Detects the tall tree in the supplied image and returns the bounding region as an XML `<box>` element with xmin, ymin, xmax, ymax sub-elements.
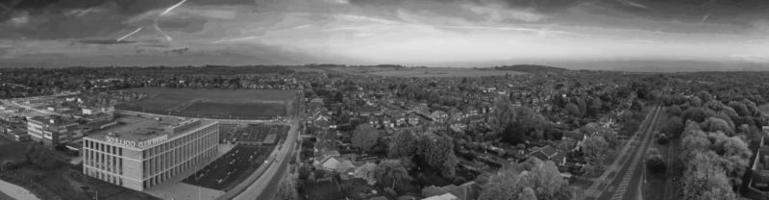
<box><xmin>424</xmin><ymin>134</ymin><xmax>458</xmax><ymax>178</ymax></box>
<box><xmin>582</xmin><ymin>135</ymin><xmax>609</xmax><ymax>171</ymax></box>
<box><xmin>374</xmin><ymin>160</ymin><xmax>413</xmax><ymax>191</ymax></box>
<box><xmin>479</xmin><ymin>158</ymin><xmax>572</xmax><ymax>200</ymax></box>
<box><xmin>388</xmin><ymin>130</ymin><xmax>418</xmax><ymax>158</ymax></box>
<box><xmin>352</xmin><ymin>123</ymin><xmax>380</xmax><ymax>152</ymax></box>
<box><xmin>700</xmin><ymin>117</ymin><xmax>734</xmax><ymax>136</ymax></box>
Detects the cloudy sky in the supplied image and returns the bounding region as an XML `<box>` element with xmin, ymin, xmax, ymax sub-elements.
<box><xmin>0</xmin><ymin>0</ymin><xmax>768</xmax><ymax>69</ymax></box>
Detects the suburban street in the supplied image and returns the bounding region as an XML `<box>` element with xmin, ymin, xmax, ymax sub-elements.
<box><xmin>584</xmin><ymin>106</ymin><xmax>662</xmax><ymax>200</ymax></box>
<box><xmin>232</xmin><ymin>119</ymin><xmax>299</xmax><ymax>200</ymax></box>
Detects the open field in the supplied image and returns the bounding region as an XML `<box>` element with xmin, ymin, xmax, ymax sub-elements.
<box><xmin>325</xmin><ymin>66</ymin><xmax>526</xmax><ymax>77</ymax></box>
<box><xmin>117</xmin><ymin>88</ymin><xmax>296</xmax><ymax>119</ymax></box>
<box><xmin>184</xmin><ymin>146</ymin><xmax>272</xmax><ymax>191</ymax></box>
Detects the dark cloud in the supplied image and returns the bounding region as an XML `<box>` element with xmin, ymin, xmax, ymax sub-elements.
<box><xmin>79</xmin><ymin>39</ymin><xmax>136</xmax><ymax>44</ymax></box>
<box><xmin>0</xmin><ymin>0</ymin><xmax>254</xmax><ymax>40</ymax></box>
<box><xmin>346</xmin><ymin>0</ymin><xmax>769</xmax><ymax>16</ymax></box>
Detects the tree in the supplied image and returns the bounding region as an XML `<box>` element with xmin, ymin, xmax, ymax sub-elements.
<box><xmin>519</xmin><ymin>187</ymin><xmax>538</xmax><ymax>200</ymax></box>
<box><xmin>388</xmin><ymin>130</ymin><xmax>417</xmax><ymax>158</ymax></box>
<box><xmin>717</xmin><ymin>136</ymin><xmax>752</xmax><ymax>187</ymax></box>
<box><xmin>682</xmin><ymin>151</ymin><xmax>737</xmax><ymax>200</ymax></box>
<box><xmin>354</xmin><ymin>162</ymin><xmax>378</xmax><ymax>185</ymax></box>
<box><xmin>727</xmin><ymin>101</ymin><xmax>749</xmax><ymax>117</ymax></box>
<box><xmin>582</xmin><ymin>135</ymin><xmax>609</xmax><ymax>169</ymax></box>
<box><xmin>490</xmin><ymin>96</ymin><xmax>551</xmax><ymax>145</ymax></box>
<box><xmin>275</xmin><ymin>178</ymin><xmax>298</xmax><ymax>200</ymax></box>
<box><xmin>696</xmin><ymin>91</ymin><xmax>714</xmax><ymax>103</ymax></box>
<box><xmin>423</xmin><ymin>134</ymin><xmax>458</xmax><ymax>178</ymax></box>
<box><xmin>666</xmin><ymin>105</ymin><xmax>682</xmax><ymax>116</ymax></box>
<box><xmin>661</xmin><ymin>116</ymin><xmax>684</xmax><ymax>138</ymax></box>
<box><xmin>565</xmin><ymin>103</ymin><xmax>581</xmax><ymax>117</ymax></box>
<box><xmin>24</xmin><ymin>143</ymin><xmax>60</xmax><ymax>170</ymax></box>
<box><xmin>581</xmin><ymin>123</ymin><xmax>618</xmax><ymax>147</ymax></box>
<box><xmin>741</xmin><ymin>99</ymin><xmax>759</xmax><ymax>116</ymax></box>
<box><xmin>352</xmin><ymin>123</ymin><xmax>380</xmax><ymax>152</ymax></box>
<box><xmin>374</xmin><ymin>160</ymin><xmax>413</xmax><ymax>192</ymax></box>
<box><xmin>700</xmin><ymin>117</ymin><xmax>734</xmax><ymax>136</ymax></box>
<box><xmin>478</xmin><ymin>158</ymin><xmax>571</xmax><ymax>200</ymax></box>
<box><xmin>682</xmin><ymin>107</ymin><xmax>713</xmax><ymax>123</ymax></box>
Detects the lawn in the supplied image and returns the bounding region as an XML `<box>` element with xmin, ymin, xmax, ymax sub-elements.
<box><xmin>0</xmin><ymin>161</ymin><xmax>158</xmax><ymax>200</ymax></box>
<box><xmin>118</xmin><ymin>88</ymin><xmax>297</xmax><ymax>119</ymax></box>
<box><xmin>0</xmin><ymin>142</ymin><xmax>28</xmax><ymax>162</ymax></box>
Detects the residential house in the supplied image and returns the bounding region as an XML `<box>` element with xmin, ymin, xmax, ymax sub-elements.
<box><xmin>530</xmin><ymin>145</ymin><xmax>567</xmax><ymax>166</ymax></box>
<box><xmin>421</xmin><ymin>193</ymin><xmax>459</xmax><ymax>200</ymax></box>
<box><xmin>421</xmin><ymin>181</ymin><xmax>478</xmax><ymax>200</ymax></box>
<box><xmin>430</xmin><ymin>110</ymin><xmax>449</xmax><ymax>123</ymax></box>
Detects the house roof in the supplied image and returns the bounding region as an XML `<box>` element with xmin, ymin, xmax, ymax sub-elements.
<box><xmin>421</xmin><ymin>182</ymin><xmax>476</xmax><ymax>200</ymax></box>
<box><xmin>320</xmin><ymin>157</ymin><xmax>341</xmax><ymax>169</ymax></box>
<box><xmin>538</xmin><ymin>145</ymin><xmax>558</xmax><ymax>157</ymax></box>
<box><xmin>421</xmin><ymin>193</ymin><xmax>458</xmax><ymax>200</ymax></box>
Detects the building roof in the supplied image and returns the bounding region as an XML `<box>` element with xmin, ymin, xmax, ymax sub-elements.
<box><xmin>28</xmin><ymin>115</ymin><xmax>76</xmax><ymax>126</ymax></box>
<box><xmin>421</xmin><ymin>193</ymin><xmax>458</xmax><ymax>200</ymax></box>
<box><xmin>85</xmin><ymin>114</ymin><xmax>212</xmax><ymax>146</ymax></box>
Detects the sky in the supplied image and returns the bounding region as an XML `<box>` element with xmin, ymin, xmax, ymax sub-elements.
<box><xmin>0</xmin><ymin>0</ymin><xmax>768</xmax><ymax>69</ymax></box>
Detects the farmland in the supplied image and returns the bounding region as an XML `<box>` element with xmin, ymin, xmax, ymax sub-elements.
<box><xmin>324</xmin><ymin>66</ymin><xmax>526</xmax><ymax>77</ymax></box>
<box><xmin>117</xmin><ymin>88</ymin><xmax>297</xmax><ymax>119</ymax></box>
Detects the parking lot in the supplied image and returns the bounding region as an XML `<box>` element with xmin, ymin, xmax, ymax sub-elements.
<box><xmin>183</xmin><ymin>146</ymin><xmax>273</xmax><ymax>191</ymax></box>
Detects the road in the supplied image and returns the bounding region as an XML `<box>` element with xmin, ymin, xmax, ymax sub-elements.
<box><xmin>231</xmin><ymin>119</ymin><xmax>299</xmax><ymax>200</ymax></box>
<box><xmin>584</xmin><ymin>106</ymin><xmax>662</xmax><ymax>200</ymax></box>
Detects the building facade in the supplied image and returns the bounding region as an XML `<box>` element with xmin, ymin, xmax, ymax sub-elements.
<box><xmin>27</xmin><ymin>116</ymin><xmax>78</xmax><ymax>146</ymax></box>
<box><xmin>82</xmin><ymin>117</ymin><xmax>219</xmax><ymax>191</ymax></box>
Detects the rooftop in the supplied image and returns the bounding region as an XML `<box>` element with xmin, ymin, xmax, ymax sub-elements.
<box><xmin>86</xmin><ymin>114</ymin><xmax>210</xmax><ymax>144</ymax></box>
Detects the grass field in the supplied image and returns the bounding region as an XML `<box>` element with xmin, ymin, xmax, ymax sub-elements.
<box><xmin>326</xmin><ymin>66</ymin><xmax>525</xmax><ymax>77</ymax></box>
<box><xmin>118</xmin><ymin>88</ymin><xmax>297</xmax><ymax>119</ymax></box>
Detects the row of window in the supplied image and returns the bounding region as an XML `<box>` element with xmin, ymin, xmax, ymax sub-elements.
<box><xmin>142</xmin><ymin>124</ymin><xmax>218</xmax><ymax>158</ymax></box>
<box><xmin>85</xmin><ymin>168</ymin><xmax>124</xmax><ymax>186</ymax></box>
<box><xmin>143</xmin><ymin>130</ymin><xmax>218</xmax><ymax>177</ymax></box>
<box><xmin>143</xmin><ymin>148</ymin><xmax>216</xmax><ymax>189</ymax></box>
<box><xmin>84</xmin><ymin>139</ymin><xmax>124</xmax><ymax>156</ymax></box>
<box><xmin>84</xmin><ymin>148</ymin><xmax>124</xmax><ymax>175</ymax></box>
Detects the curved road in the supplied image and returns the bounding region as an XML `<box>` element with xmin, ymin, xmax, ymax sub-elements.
<box><xmin>231</xmin><ymin>119</ymin><xmax>298</xmax><ymax>200</ymax></box>
<box><xmin>584</xmin><ymin>106</ymin><xmax>662</xmax><ymax>200</ymax></box>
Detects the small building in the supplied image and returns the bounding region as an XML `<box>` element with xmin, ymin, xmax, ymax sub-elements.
<box><xmin>421</xmin><ymin>181</ymin><xmax>478</xmax><ymax>200</ymax></box>
<box><xmin>27</xmin><ymin>116</ymin><xmax>79</xmax><ymax>146</ymax></box>
<box><xmin>6</xmin><ymin>129</ymin><xmax>30</xmax><ymax>142</ymax></box>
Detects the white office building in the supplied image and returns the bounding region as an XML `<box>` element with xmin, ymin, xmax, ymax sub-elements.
<box><xmin>82</xmin><ymin>115</ymin><xmax>219</xmax><ymax>191</ymax></box>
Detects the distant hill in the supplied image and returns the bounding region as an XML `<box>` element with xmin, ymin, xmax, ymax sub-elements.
<box><xmin>494</xmin><ymin>65</ymin><xmax>569</xmax><ymax>73</ymax></box>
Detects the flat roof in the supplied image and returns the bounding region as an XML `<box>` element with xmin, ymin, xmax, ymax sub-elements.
<box><xmin>86</xmin><ymin>114</ymin><xmax>210</xmax><ymax>143</ymax></box>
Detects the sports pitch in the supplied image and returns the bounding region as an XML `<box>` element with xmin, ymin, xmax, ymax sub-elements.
<box><xmin>117</xmin><ymin>88</ymin><xmax>297</xmax><ymax>119</ymax></box>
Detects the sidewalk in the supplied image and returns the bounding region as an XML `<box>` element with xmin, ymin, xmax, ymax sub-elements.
<box><xmin>0</xmin><ymin>179</ymin><xmax>40</xmax><ymax>200</ymax></box>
